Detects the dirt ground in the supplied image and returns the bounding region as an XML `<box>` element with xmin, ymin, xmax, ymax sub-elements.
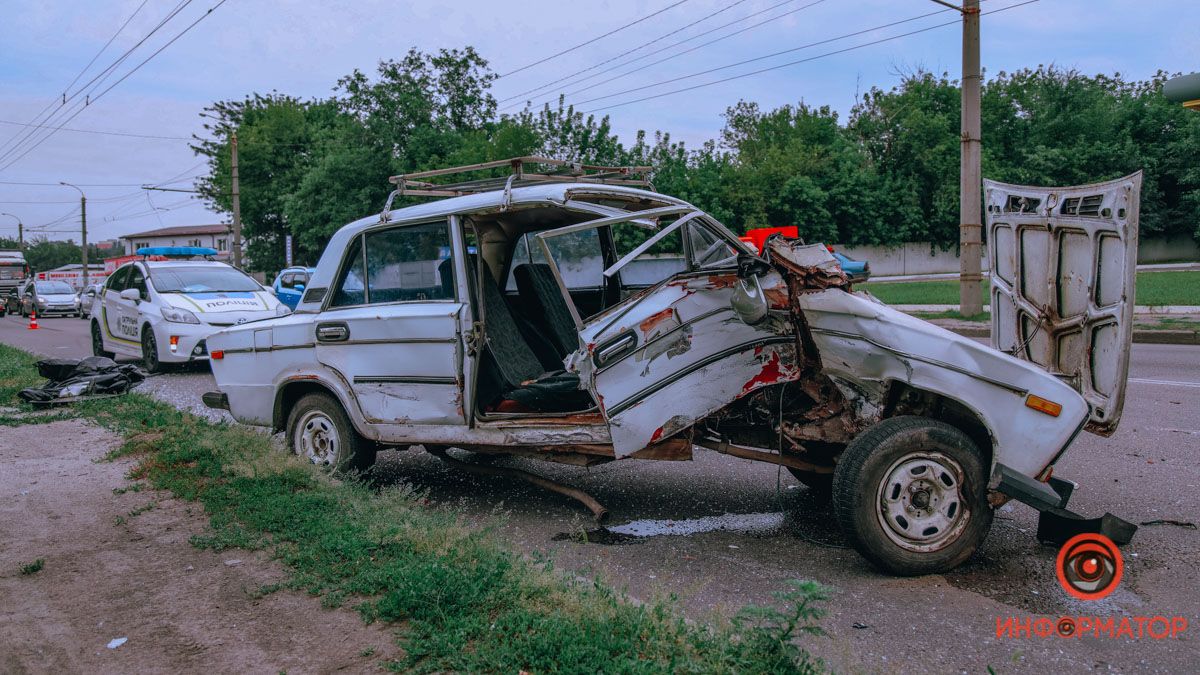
<box><xmin>0</xmin><ymin>417</ymin><xmax>398</xmax><ymax>674</ymax></box>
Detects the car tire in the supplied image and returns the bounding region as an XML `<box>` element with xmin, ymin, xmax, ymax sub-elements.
<box><xmin>91</xmin><ymin>321</ymin><xmax>115</xmax><ymax>358</ymax></box>
<box><xmin>141</xmin><ymin>327</ymin><xmax>165</xmax><ymax>373</ymax></box>
<box><xmin>832</xmin><ymin>416</ymin><xmax>992</xmax><ymax>576</ymax></box>
<box><xmin>286</xmin><ymin>392</ymin><xmax>377</xmax><ymax>475</ymax></box>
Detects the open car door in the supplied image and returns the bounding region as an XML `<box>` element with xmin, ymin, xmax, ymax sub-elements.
<box><xmin>985</xmin><ymin>171</ymin><xmax>1141</xmax><ymax>436</ymax></box>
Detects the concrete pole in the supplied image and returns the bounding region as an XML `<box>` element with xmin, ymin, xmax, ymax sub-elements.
<box><xmin>959</xmin><ymin>0</ymin><xmax>983</xmax><ymax>316</ymax></box>
<box><xmin>231</xmin><ymin>131</ymin><xmax>243</xmax><ymax>269</ymax></box>
<box><xmin>60</xmin><ymin>182</ymin><xmax>88</xmax><ymax>288</ymax></box>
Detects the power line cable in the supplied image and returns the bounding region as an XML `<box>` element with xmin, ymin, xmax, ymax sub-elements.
<box><xmin>498</xmin><ymin>0</ymin><xmax>692</xmax><ymax>78</ymax></box>
<box><xmin>574</xmin><ymin>6</ymin><xmax>956</xmax><ymax>109</ymax></box>
<box><xmin>557</xmin><ymin>0</ymin><xmax>830</xmax><ymax>105</ymax></box>
<box><xmin>498</xmin><ymin>0</ymin><xmax>753</xmax><ymax>104</ymax></box>
<box><xmin>0</xmin><ymin>117</ymin><xmax>191</xmax><ymax>141</ymax></box>
<box><xmin>0</xmin><ymin>0</ymin><xmax>195</xmax><ymax>161</ymax></box>
<box><xmin>582</xmin><ymin>0</ymin><xmax>1040</xmax><ymax>113</ymax></box>
<box><xmin>0</xmin><ymin>0</ymin><xmax>228</xmax><ymax>173</ymax></box>
<box><xmin>63</xmin><ymin>0</ymin><xmax>154</xmax><ymax>94</ymax></box>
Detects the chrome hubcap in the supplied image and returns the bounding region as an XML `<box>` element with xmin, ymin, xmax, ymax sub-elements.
<box><xmin>877</xmin><ymin>451</ymin><xmax>969</xmax><ymax>552</ymax></box>
<box><xmin>295</xmin><ymin>410</ymin><xmax>339</xmax><ymax>466</ymax></box>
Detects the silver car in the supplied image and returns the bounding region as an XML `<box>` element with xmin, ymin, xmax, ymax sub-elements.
<box><xmin>204</xmin><ymin>159</ymin><xmax>1141</xmax><ymax>575</ymax></box>
<box><xmin>21</xmin><ymin>280</ymin><xmax>81</xmax><ymax>317</ymax></box>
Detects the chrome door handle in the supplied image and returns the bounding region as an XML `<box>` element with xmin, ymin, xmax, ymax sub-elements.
<box><xmin>315</xmin><ymin>322</ymin><xmax>349</xmax><ymax>342</ymax></box>
<box><xmin>594</xmin><ymin>330</ymin><xmax>636</xmax><ymax>366</ymax></box>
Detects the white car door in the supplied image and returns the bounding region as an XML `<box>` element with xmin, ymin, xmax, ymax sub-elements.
<box><xmin>985</xmin><ymin>171</ymin><xmax>1141</xmax><ymax>436</ymax></box>
<box><xmin>100</xmin><ymin>265</ymin><xmax>139</xmax><ymax>354</ymax></box>
<box><xmin>314</xmin><ymin>218</ymin><xmax>470</xmax><ymax>426</ymax></box>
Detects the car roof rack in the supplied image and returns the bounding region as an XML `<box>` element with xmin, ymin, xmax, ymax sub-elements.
<box><xmin>387</xmin><ymin>156</ymin><xmax>653</xmax><ymax>198</ymax></box>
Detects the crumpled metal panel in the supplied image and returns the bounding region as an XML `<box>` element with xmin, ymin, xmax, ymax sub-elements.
<box><xmin>581</xmin><ymin>271</ymin><xmax>801</xmax><ymax>457</ymax></box>
<box><xmin>985</xmin><ymin>172</ymin><xmax>1141</xmax><ymax>436</ymax></box>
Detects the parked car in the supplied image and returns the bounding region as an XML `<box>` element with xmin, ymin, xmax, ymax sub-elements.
<box><xmin>829</xmin><ymin>248</ymin><xmax>871</xmax><ymax>282</ymax></box>
<box><xmin>20</xmin><ymin>280</ymin><xmax>80</xmax><ymax>317</ymax></box>
<box><xmin>2</xmin><ymin>281</ymin><xmax>28</xmax><ymax>317</ymax></box>
<box><xmin>271</xmin><ymin>266</ymin><xmax>316</xmax><ymax>310</ymax></box>
<box><xmin>203</xmin><ymin>158</ymin><xmax>1140</xmax><ymax>575</ymax></box>
<box><xmin>76</xmin><ymin>282</ymin><xmax>104</xmax><ymax>320</ymax></box>
<box><xmin>91</xmin><ymin>248</ymin><xmax>290</xmax><ymax>373</ymax></box>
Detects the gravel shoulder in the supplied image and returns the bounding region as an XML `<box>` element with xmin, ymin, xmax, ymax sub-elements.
<box><xmin>0</xmin><ymin>417</ymin><xmax>396</xmax><ymax>673</ymax></box>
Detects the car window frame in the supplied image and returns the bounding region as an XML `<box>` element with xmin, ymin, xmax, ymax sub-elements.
<box><xmin>323</xmin><ymin>218</ymin><xmax>456</xmax><ymax>311</ymax></box>
<box><xmin>107</xmin><ymin>265</ymin><xmax>130</xmax><ymax>293</ymax></box>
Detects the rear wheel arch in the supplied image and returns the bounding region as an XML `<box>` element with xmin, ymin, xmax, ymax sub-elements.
<box><xmin>274</xmin><ymin>379</ymin><xmax>365</xmax><ymax>436</ymax></box>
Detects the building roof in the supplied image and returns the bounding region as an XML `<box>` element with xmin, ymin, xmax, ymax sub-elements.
<box><xmin>120</xmin><ymin>224</ymin><xmax>230</xmax><ymax>239</ymax></box>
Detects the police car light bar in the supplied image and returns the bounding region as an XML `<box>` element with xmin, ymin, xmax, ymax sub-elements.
<box><xmin>136</xmin><ymin>246</ymin><xmax>220</xmax><ymax>259</ymax></box>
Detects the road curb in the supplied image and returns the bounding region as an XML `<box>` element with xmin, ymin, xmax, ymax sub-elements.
<box><xmin>941</xmin><ymin>325</ymin><xmax>1200</xmax><ymax>345</ymax></box>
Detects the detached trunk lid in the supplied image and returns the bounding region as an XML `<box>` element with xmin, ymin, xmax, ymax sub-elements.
<box><xmin>985</xmin><ymin>171</ymin><xmax>1141</xmax><ymax>436</ymax></box>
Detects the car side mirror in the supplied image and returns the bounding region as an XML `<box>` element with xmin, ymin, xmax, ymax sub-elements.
<box><xmin>119</xmin><ymin>288</ymin><xmax>141</xmax><ymax>302</ymax></box>
<box><xmin>736</xmin><ymin>252</ymin><xmax>772</xmax><ymax>279</ymax></box>
<box><xmin>730</xmin><ymin>273</ymin><xmax>769</xmax><ymax>326</ymax></box>
<box><xmin>293</xmin><ymin>283</ymin><xmax>305</xmax><ymax>292</ymax></box>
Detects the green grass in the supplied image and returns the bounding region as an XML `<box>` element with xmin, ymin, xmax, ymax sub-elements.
<box><xmin>1135</xmin><ymin>317</ymin><xmax>1200</xmax><ymax>331</ymax></box>
<box><xmin>20</xmin><ymin>559</ymin><xmax>44</xmax><ymax>575</ymax></box>
<box><xmin>0</xmin><ymin>342</ymin><xmax>828</xmax><ymax>673</ymax></box>
<box><xmin>863</xmin><ymin>270</ymin><xmax>1200</xmax><ymax>306</ymax></box>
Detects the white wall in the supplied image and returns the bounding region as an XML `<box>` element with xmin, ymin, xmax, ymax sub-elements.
<box><xmin>122</xmin><ymin>232</ymin><xmax>228</xmax><ymax>254</ymax></box>
<box><xmin>835</xmin><ymin>235</ymin><xmax>1198</xmax><ymax>277</ymax></box>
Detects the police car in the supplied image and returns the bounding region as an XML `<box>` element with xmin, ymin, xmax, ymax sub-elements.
<box><xmin>91</xmin><ymin>247</ymin><xmax>289</xmax><ymax>372</ymax></box>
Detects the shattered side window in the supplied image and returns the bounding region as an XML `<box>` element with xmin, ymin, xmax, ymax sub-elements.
<box><xmin>611</xmin><ymin>219</ymin><xmax>686</xmax><ymax>288</ymax></box>
<box><xmin>687</xmin><ymin>221</ymin><xmax>739</xmax><ymax>270</ymax></box>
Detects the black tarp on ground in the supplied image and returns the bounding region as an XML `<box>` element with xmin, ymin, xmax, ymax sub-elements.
<box><xmin>17</xmin><ymin>357</ymin><xmax>145</xmax><ymax>403</ymax></box>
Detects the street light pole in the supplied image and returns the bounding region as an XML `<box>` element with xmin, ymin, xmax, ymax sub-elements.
<box><xmin>1</xmin><ymin>212</ymin><xmax>22</xmax><ymax>249</ymax></box>
<box><xmin>60</xmin><ymin>182</ymin><xmax>89</xmax><ymax>289</ymax></box>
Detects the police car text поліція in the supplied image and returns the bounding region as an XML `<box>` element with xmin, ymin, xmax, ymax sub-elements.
<box><xmin>91</xmin><ymin>247</ymin><xmax>289</xmax><ymax>373</ymax></box>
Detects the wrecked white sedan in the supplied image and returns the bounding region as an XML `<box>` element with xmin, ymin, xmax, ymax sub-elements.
<box><xmin>204</xmin><ymin>158</ymin><xmax>1140</xmax><ymax>575</ymax></box>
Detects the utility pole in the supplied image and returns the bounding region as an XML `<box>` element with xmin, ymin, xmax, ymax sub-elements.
<box><xmin>230</xmin><ymin>131</ymin><xmax>243</xmax><ymax>269</ymax></box>
<box><xmin>1</xmin><ymin>212</ymin><xmax>21</xmax><ymax>249</ymax></box>
<box><xmin>959</xmin><ymin>0</ymin><xmax>983</xmax><ymax>316</ymax></box>
<box><xmin>60</xmin><ymin>182</ymin><xmax>89</xmax><ymax>289</ymax></box>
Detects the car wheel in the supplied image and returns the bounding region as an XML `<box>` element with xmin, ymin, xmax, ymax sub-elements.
<box><xmin>832</xmin><ymin>416</ymin><xmax>992</xmax><ymax>576</ymax></box>
<box><xmin>91</xmin><ymin>321</ymin><xmax>115</xmax><ymax>358</ymax></box>
<box><xmin>286</xmin><ymin>392</ymin><xmax>377</xmax><ymax>475</ymax></box>
<box><xmin>141</xmin><ymin>328</ymin><xmax>164</xmax><ymax>373</ymax></box>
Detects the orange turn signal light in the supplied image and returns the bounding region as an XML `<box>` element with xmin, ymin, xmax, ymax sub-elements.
<box><xmin>210</xmin><ymin>350</ymin><xmax>224</xmax><ymax>360</ymax></box>
<box><xmin>1025</xmin><ymin>394</ymin><xmax>1062</xmax><ymax>417</ymax></box>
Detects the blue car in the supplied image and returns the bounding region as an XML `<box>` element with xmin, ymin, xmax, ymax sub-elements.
<box><xmin>271</xmin><ymin>266</ymin><xmax>315</xmax><ymax>310</ymax></box>
<box><xmin>830</xmin><ymin>249</ymin><xmax>871</xmax><ymax>283</ymax></box>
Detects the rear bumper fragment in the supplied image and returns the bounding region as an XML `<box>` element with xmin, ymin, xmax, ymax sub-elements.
<box><xmin>991</xmin><ymin>463</ymin><xmax>1137</xmax><ymax>545</ymax></box>
<box><xmin>202</xmin><ymin>391</ymin><xmax>229</xmax><ymax>410</ymax></box>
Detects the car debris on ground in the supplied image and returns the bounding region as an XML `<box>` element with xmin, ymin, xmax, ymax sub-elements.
<box><xmin>17</xmin><ymin>356</ymin><xmax>145</xmax><ymax>405</ymax></box>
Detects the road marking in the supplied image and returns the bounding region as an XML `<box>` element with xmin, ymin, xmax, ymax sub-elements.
<box><xmin>1129</xmin><ymin>377</ymin><xmax>1200</xmax><ymax>389</ymax></box>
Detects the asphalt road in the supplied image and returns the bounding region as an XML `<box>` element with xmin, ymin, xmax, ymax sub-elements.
<box><xmin>3</xmin><ymin>313</ymin><xmax>1198</xmax><ymax>672</ymax></box>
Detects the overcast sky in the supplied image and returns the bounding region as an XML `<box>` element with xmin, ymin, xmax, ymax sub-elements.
<box><xmin>0</xmin><ymin>0</ymin><xmax>1194</xmax><ymax>245</ymax></box>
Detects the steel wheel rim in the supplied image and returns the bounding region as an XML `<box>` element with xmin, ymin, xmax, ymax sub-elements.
<box><xmin>876</xmin><ymin>451</ymin><xmax>970</xmax><ymax>553</ymax></box>
<box><xmin>294</xmin><ymin>410</ymin><xmax>339</xmax><ymax>466</ymax></box>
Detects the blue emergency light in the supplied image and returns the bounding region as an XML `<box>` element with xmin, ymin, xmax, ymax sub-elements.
<box><xmin>136</xmin><ymin>246</ymin><xmax>220</xmax><ymax>258</ymax></box>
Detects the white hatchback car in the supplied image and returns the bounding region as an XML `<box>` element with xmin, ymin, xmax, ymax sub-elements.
<box><xmin>91</xmin><ymin>253</ymin><xmax>288</xmax><ymax>372</ymax></box>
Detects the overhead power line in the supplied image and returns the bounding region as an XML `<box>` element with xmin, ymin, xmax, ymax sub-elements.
<box><xmin>558</xmin><ymin>0</ymin><xmax>830</xmax><ymax>104</ymax></box>
<box><xmin>0</xmin><ymin>0</ymin><xmax>229</xmax><ymax>173</ymax></box>
<box><xmin>503</xmin><ymin>0</ymin><xmax>829</xmax><ymax>112</ymax></box>
<box><xmin>63</xmin><ymin>0</ymin><xmax>154</xmax><ymax>94</ymax></box>
<box><xmin>575</xmin><ymin>6</ymin><xmax>956</xmax><ymax>109</ymax></box>
<box><xmin>582</xmin><ymin>0</ymin><xmax>1040</xmax><ymax>114</ymax></box>
<box><xmin>0</xmin><ymin>0</ymin><xmax>196</xmax><ymax>162</ymax></box>
<box><xmin>0</xmin><ymin>117</ymin><xmax>191</xmax><ymax>141</ymax></box>
<box><xmin>498</xmin><ymin>0</ymin><xmax>692</xmax><ymax>78</ymax></box>
<box><xmin>499</xmin><ymin>0</ymin><xmax>753</xmax><ymax>104</ymax></box>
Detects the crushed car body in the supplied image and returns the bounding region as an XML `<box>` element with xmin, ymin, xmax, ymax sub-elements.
<box><xmin>204</xmin><ymin>158</ymin><xmax>1140</xmax><ymax>574</ymax></box>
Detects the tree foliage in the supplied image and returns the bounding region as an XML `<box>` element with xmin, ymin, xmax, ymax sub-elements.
<box><xmin>190</xmin><ymin>55</ymin><xmax>1200</xmax><ymax>273</ymax></box>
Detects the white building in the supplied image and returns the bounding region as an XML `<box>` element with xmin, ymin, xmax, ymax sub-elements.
<box><xmin>119</xmin><ymin>224</ymin><xmax>233</xmax><ymax>260</ymax></box>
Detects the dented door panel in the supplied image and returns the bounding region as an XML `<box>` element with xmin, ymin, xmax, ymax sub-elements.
<box><xmin>985</xmin><ymin>172</ymin><xmax>1140</xmax><ymax>435</ymax></box>
<box><xmin>580</xmin><ymin>271</ymin><xmax>799</xmax><ymax>457</ymax></box>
